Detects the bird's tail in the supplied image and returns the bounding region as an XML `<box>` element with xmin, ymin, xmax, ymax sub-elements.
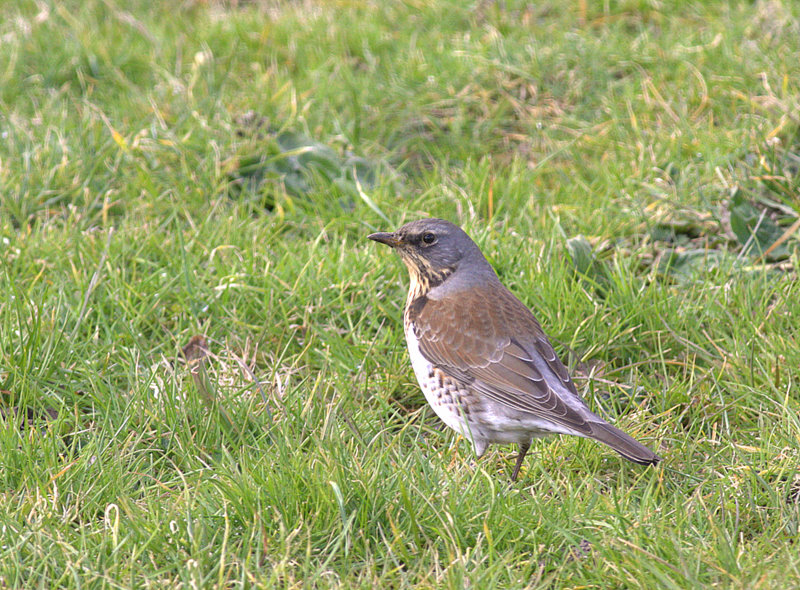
<box><xmin>588</xmin><ymin>421</ymin><xmax>661</xmax><ymax>466</ymax></box>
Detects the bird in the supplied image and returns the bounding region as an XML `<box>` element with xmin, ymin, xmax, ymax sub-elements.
<box><xmin>368</xmin><ymin>218</ymin><xmax>661</xmax><ymax>481</ymax></box>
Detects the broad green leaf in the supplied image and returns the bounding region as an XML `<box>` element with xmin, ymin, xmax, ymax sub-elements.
<box><xmin>729</xmin><ymin>192</ymin><xmax>789</xmax><ymax>261</ymax></box>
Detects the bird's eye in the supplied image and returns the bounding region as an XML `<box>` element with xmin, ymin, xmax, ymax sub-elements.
<box><xmin>422</xmin><ymin>232</ymin><xmax>436</xmax><ymax>244</ymax></box>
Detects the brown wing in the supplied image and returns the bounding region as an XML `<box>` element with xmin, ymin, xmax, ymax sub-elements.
<box><xmin>409</xmin><ymin>283</ymin><xmax>595</xmax><ymax>436</ymax></box>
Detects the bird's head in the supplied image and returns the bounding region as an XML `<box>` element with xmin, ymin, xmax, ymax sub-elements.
<box><xmin>369</xmin><ymin>218</ymin><xmax>489</xmax><ymax>293</ymax></box>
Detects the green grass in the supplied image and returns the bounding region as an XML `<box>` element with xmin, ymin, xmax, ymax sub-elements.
<box><xmin>2</xmin><ymin>0</ymin><xmax>800</xmax><ymax>587</ymax></box>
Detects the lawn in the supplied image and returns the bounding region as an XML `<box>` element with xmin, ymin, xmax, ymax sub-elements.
<box><xmin>1</xmin><ymin>0</ymin><xmax>799</xmax><ymax>587</ymax></box>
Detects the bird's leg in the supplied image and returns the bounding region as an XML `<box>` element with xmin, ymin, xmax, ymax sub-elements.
<box><xmin>511</xmin><ymin>441</ymin><xmax>531</xmax><ymax>481</ymax></box>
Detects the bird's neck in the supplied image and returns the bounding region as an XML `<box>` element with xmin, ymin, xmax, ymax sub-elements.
<box><xmin>404</xmin><ymin>260</ymin><xmax>455</xmax><ymax>305</ymax></box>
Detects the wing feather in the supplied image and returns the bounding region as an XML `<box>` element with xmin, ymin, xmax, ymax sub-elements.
<box><xmin>410</xmin><ymin>284</ymin><xmax>593</xmax><ymax>435</ymax></box>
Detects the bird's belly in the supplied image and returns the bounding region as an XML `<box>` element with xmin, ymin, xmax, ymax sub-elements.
<box><xmin>404</xmin><ymin>326</ymin><xmax>476</xmax><ymax>439</ymax></box>
<box><xmin>404</xmin><ymin>324</ymin><xmax>584</xmax><ymax>447</ymax></box>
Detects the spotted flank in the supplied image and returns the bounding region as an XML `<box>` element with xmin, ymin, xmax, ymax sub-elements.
<box><xmin>369</xmin><ymin>218</ymin><xmax>661</xmax><ymax>480</ymax></box>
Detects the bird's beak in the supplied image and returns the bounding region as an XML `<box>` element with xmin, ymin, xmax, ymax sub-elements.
<box><xmin>368</xmin><ymin>232</ymin><xmax>403</xmax><ymax>248</ymax></box>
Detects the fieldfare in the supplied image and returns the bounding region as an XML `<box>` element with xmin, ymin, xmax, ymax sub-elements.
<box><xmin>369</xmin><ymin>218</ymin><xmax>661</xmax><ymax>480</ymax></box>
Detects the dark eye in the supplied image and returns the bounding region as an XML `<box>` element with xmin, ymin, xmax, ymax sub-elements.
<box><xmin>422</xmin><ymin>232</ymin><xmax>436</xmax><ymax>244</ymax></box>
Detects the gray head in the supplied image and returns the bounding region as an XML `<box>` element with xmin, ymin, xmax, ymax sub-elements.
<box><xmin>368</xmin><ymin>218</ymin><xmax>493</xmax><ymax>290</ymax></box>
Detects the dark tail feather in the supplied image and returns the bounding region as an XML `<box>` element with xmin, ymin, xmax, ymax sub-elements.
<box><xmin>588</xmin><ymin>421</ymin><xmax>661</xmax><ymax>466</ymax></box>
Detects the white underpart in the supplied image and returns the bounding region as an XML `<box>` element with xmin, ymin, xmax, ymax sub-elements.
<box><xmin>404</xmin><ymin>324</ymin><xmax>485</xmax><ymax>449</ymax></box>
<box><xmin>404</xmin><ymin>319</ymin><xmax>590</xmax><ymax>457</ymax></box>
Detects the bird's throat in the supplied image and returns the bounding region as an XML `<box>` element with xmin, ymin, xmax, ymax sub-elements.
<box><xmin>403</xmin><ymin>257</ymin><xmax>454</xmax><ymax>302</ymax></box>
